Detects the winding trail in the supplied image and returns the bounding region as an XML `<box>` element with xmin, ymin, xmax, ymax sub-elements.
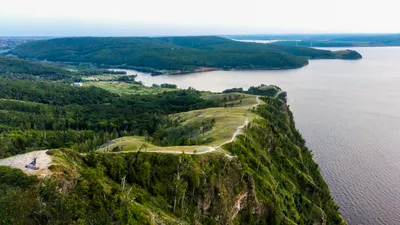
<box><xmin>215</xmin><ymin>96</ymin><xmax>261</xmax><ymax>149</ymax></box>
<box><xmin>0</xmin><ymin>97</ymin><xmax>265</xmax><ymax>175</ymax></box>
<box><xmin>142</xmin><ymin>96</ymin><xmax>262</xmax><ymax>156</ymax></box>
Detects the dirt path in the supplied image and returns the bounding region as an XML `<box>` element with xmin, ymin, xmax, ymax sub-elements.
<box><xmin>144</xmin><ymin>146</ymin><xmax>215</xmax><ymax>155</ymax></box>
<box><xmin>132</xmin><ymin>96</ymin><xmax>262</xmax><ymax>156</ymax></box>
<box><xmin>214</xmin><ymin>96</ymin><xmax>261</xmax><ymax>150</ymax></box>
<box><xmin>0</xmin><ymin>97</ymin><xmax>264</xmax><ymax>174</ymax></box>
<box><xmin>216</xmin><ymin>117</ymin><xmax>249</xmax><ymax>149</ymax></box>
<box><xmin>0</xmin><ymin>150</ymin><xmax>52</xmax><ymax>177</ymax></box>
<box><xmin>255</xmin><ymin>96</ymin><xmax>262</xmax><ymax>106</ymax></box>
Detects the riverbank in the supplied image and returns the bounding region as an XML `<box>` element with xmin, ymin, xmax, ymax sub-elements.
<box><xmin>121</xmin><ymin>47</ymin><xmax>400</xmax><ymax>224</ymax></box>
<box><xmin>110</xmin><ymin>63</ymin><xmax>309</xmax><ymax>77</ymax></box>
<box><xmin>107</xmin><ymin>50</ymin><xmax>363</xmax><ymax>76</ymax></box>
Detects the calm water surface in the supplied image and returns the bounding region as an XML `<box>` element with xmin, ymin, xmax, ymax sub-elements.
<box><xmin>126</xmin><ymin>47</ymin><xmax>400</xmax><ymax>225</ymax></box>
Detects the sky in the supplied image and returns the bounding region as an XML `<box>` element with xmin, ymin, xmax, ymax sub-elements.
<box><xmin>0</xmin><ymin>0</ymin><xmax>399</xmax><ymax>36</ymax></box>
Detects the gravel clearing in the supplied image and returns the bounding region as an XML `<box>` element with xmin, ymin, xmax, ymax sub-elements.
<box><xmin>0</xmin><ymin>150</ymin><xmax>52</xmax><ymax>177</ymax></box>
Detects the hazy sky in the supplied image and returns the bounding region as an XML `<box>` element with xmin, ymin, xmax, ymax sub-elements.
<box><xmin>0</xmin><ymin>0</ymin><xmax>399</xmax><ymax>36</ymax></box>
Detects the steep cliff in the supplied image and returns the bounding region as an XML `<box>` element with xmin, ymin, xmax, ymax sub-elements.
<box><xmin>0</xmin><ymin>94</ymin><xmax>345</xmax><ymax>225</ymax></box>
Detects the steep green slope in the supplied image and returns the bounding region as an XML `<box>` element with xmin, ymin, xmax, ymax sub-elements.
<box><xmin>0</xmin><ymin>92</ymin><xmax>346</xmax><ymax>225</ymax></box>
<box><xmin>0</xmin><ymin>56</ymin><xmax>76</xmax><ymax>80</ymax></box>
<box><xmin>224</xmin><ymin>96</ymin><xmax>346</xmax><ymax>224</ymax></box>
<box><xmin>11</xmin><ymin>36</ymin><xmax>360</xmax><ymax>72</ymax></box>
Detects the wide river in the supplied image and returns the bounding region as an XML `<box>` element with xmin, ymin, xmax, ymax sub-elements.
<box><xmin>126</xmin><ymin>47</ymin><xmax>400</xmax><ymax>225</ymax></box>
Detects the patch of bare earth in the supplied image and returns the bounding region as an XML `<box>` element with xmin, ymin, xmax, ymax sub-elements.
<box><xmin>0</xmin><ymin>150</ymin><xmax>52</xmax><ymax>177</ymax></box>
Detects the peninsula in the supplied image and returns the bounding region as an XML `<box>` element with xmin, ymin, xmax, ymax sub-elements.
<box><xmin>9</xmin><ymin>36</ymin><xmax>362</xmax><ymax>75</ymax></box>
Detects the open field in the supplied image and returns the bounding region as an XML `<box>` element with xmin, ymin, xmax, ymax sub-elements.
<box><xmin>171</xmin><ymin>106</ymin><xmax>259</xmax><ymax>146</ymax></box>
<box><xmin>98</xmin><ymin>136</ymin><xmax>157</xmax><ymax>152</ymax></box>
<box><xmin>83</xmin><ymin>81</ymin><xmax>178</xmax><ymax>95</ymax></box>
<box><xmin>97</xmin><ymin>94</ymin><xmax>262</xmax><ymax>154</ymax></box>
<box><xmin>81</xmin><ymin>73</ymin><xmax>133</xmax><ymax>81</ymax></box>
<box><xmin>97</xmin><ymin>136</ymin><xmax>215</xmax><ymax>154</ymax></box>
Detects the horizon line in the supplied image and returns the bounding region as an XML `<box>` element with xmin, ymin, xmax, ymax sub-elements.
<box><xmin>1</xmin><ymin>32</ymin><xmax>400</xmax><ymax>38</ymax></box>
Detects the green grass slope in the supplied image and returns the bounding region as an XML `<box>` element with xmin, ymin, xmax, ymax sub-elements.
<box><xmin>0</xmin><ymin>78</ymin><xmax>218</xmax><ymax>158</ymax></box>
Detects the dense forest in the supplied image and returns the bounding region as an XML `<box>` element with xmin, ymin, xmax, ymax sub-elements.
<box><xmin>0</xmin><ymin>56</ymin><xmax>135</xmax><ymax>81</ymax></box>
<box><xmin>0</xmin><ymin>94</ymin><xmax>346</xmax><ymax>224</ymax></box>
<box><xmin>10</xmin><ymin>36</ymin><xmax>361</xmax><ymax>73</ymax></box>
<box><xmin>0</xmin><ymin>78</ymin><xmax>217</xmax><ymax>158</ymax></box>
<box><xmin>223</xmin><ymin>84</ymin><xmax>282</xmax><ymax>96</ymax></box>
<box><xmin>0</xmin><ymin>56</ymin><xmax>77</xmax><ymax>81</ymax></box>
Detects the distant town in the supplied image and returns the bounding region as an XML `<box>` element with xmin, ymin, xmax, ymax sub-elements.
<box><xmin>0</xmin><ymin>37</ymin><xmax>37</xmax><ymax>52</ymax></box>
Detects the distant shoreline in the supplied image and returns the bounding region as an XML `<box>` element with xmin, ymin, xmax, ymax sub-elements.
<box><xmin>163</xmin><ymin>66</ymin><xmax>307</xmax><ymax>76</ymax></box>
<box><xmin>114</xmin><ymin>64</ymin><xmax>309</xmax><ymax>77</ymax></box>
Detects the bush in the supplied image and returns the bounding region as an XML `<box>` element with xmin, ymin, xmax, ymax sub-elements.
<box><xmin>0</xmin><ymin>166</ymin><xmax>37</xmax><ymax>188</ymax></box>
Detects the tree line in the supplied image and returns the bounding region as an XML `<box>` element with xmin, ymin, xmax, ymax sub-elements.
<box><xmin>0</xmin><ymin>78</ymin><xmax>216</xmax><ymax>158</ymax></box>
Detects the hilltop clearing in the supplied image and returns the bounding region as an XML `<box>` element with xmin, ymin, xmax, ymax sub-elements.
<box><xmin>97</xmin><ymin>95</ymin><xmax>261</xmax><ymax>155</ymax></box>
<box><xmin>0</xmin><ymin>150</ymin><xmax>52</xmax><ymax>177</ymax></box>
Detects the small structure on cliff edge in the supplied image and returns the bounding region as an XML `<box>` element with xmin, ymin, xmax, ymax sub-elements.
<box><xmin>25</xmin><ymin>158</ymin><xmax>39</xmax><ymax>170</ymax></box>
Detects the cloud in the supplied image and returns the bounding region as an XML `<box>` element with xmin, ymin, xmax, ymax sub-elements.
<box><xmin>0</xmin><ymin>0</ymin><xmax>399</xmax><ymax>36</ymax></box>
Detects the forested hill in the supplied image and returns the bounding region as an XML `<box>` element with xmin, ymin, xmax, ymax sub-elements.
<box><xmin>0</xmin><ymin>78</ymin><xmax>216</xmax><ymax>158</ymax></box>
<box><xmin>227</xmin><ymin>34</ymin><xmax>400</xmax><ymax>47</ymax></box>
<box><xmin>0</xmin><ymin>56</ymin><xmax>76</xmax><ymax>80</ymax></box>
<box><xmin>11</xmin><ymin>36</ymin><xmax>361</xmax><ymax>72</ymax></box>
<box><xmin>0</xmin><ymin>89</ymin><xmax>346</xmax><ymax>224</ymax></box>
